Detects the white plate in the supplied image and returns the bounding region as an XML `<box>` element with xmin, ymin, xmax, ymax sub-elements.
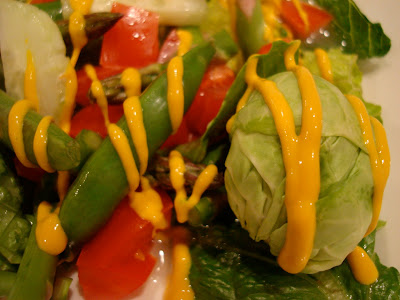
<box><xmin>69</xmin><ymin>1</ymin><xmax>400</xmax><ymax>298</ymax></box>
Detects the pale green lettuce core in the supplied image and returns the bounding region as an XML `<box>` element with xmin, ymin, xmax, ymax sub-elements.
<box><xmin>225</xmin><ymin>71</ymin><xmax>374</xmax><ymax>273</ymax></box>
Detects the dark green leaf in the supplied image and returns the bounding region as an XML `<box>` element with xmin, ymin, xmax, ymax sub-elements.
<box><xmin>313</xmin><ymin>0</ymin><xmax>391</xmax><ymax>58</ymax></box>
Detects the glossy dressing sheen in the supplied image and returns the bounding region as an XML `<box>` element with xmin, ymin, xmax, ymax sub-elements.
<box><xmin>228</xmin><ymin>41</ymin><xmax>322</xmax><ymax>274</ymax></box>
<box><xmin>35</xmin><ymin>0</ymin><xmax>92</xmax><ymax>255</ymax></box>
<box><xmin>315</xmin><ymin>48</ymin><xmax>390</xmax><ymax>284</ymax></box>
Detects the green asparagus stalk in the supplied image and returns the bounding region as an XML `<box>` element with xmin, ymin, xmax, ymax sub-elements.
<box><xmin>57</xmin><ymin>12</ymin><xmax>123</xmax><ymax>49</ymax></box>
<box><xmin>0</xmin><ymin>270</ymin><xmax>16</xmax><ymax>297</ymax></box>
<box><xmin>59</xmin><ymin>42</ymin><xmax>215</xmax><ymax>246</ymax></box>
<box><xmin>88</xmin><ymin>63</ymin><xmax>164</xmax><ymax>104</ymax></box>
<box><xmin>150</xmin><ymin>153</ymin><xmax>224</xmax><ymax>192</ymax></box>
<box><xmin>7</xmin><ymin>221</ymin><xmax>58</xmax><ymax>300</ymax></box>
<box><xmin>71</xmin><ymin>129</ymin><xmax>103</xmax><ymax>175</ymax></box>
<box><xmin>51</xmin><ymin>277</ymin><xmax>73</xmax><ymax>300</ymax></box>
<box><xmin>0</xmin><ymin>90</ymin><xmax>81</xmax><ymax>171</ymax></box>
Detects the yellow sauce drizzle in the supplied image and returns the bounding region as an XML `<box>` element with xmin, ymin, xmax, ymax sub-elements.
<box><xmin>227</xmin><ymin>0</ymin><xmax>237</xmax><ymax>41</ymax></box>
<box><xmin>33</xmin><ymin>116</ymin><xmax>55</xmax><ymax>173</ymax></box>
<box><xmin>36</xmin><ymin>202</ymin><xmax>68</xmax><ymax>256</ymax></box>
<box><xmin>168</xmin><ymin>150</ymin><xmax>218</xmax><ymax>224</ymax></box>
<box><xmin>261</xmin><ymin>0</ymin><xmax>283</xmax><ymax>42</ymax></box>
<box><xmin>108</xmin><ymin>123</ymin><xmax>141</xmax><ymax>191</ymax></box>
<box><xmin>177</xmin><ymin>30</ymin><xmax>193</xmax><ymax>57</ymax></box>
<box><xmin>167</xmin><ymin>56</ymin><xmax>184</xmax><ymax>134</ymax></box>
<box><xmin>347</xmin><ymin>246</ymin><xmax>379</xmax><ymax>285</ymax></box>
<box><xmin>314</xmin><ymin>48</ymin><xmax>333</xmax><ymax>83</ymax></box>
<box><xmin>291</xmin><ymin>0</ymin><xmax>309</xmax><ymax>33</ymax></box>
<box><xmin>123</xmin><ymin>97</ymin><xmax>148</xmax><ymax>175</ymax></box>
<box><xmin>121</xmin><ymin>68</ymin><xmax>142</xmax><ymax>98</ymax></box>
<box><xmin>8</xmin><ymin>100</ymin><xmax>36</xmax><ymax>168</ymax></box>
<box><xmin>85</xmin><ymin>64</ymin><xmax>110</xmax><ymax>126</ymax></box>
<box><xmin>129</xmin><ymin>177</ymin><xmax>168</xmax><ymax>231</ymax></box>
<box><xmin>24</xmin><ymin>50</ymin><xmax>39</xmax><ymax>111</ymax></box>
<box><xmin>227</xmin><ymin>41</ymin><xmax>322</xmax><ymax>273</ymax></box>
<box><xmin>35</xmin><ymin>0</ymin><xmax>93</xmax><ymax>256</ymax></box>
<box><xmin>346</xmin><ymin>95</ymin><xmax>390</xmax><ymax>237</ymax></box>
<box><xmin>164</xmin><ymin>228</ymin><xmax>194</xmax><ymax>300</ymax></box>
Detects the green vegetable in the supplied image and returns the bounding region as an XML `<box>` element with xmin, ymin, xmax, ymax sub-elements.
<box><xmin>71</xmin><ymin>129</ymin><xmax>103</xmax><ymax>175</ymax></box>
<box><xmin>59</xmin><ymin>42</ymin><xmax>215</xmax><ymax>247</ymax></box>
<box><xmin>236</xmin><ymin>0</ymin><xmax>266</xmax><ymax>58</ymax></box>
<box><xmin>8</xmin><ymin>221</ymin><xmax>57</xmax><ymax>300</ymax></box>
<box><xmin>189</xmin><ymin>223</ymin><xmax>400</xmax><ymax>299</ymax></box>
<box><xmin>0</xmin><ymin>270</ymin><xmax>16</xmax><ymax>297</ymax></box>
<box><xmin>57</xmin><ymin>12</ymin><xmax>123</xmax><ymax>49</ymax></box>
<box><xmin>313</xmin><ymin>0</ymin><xmax>391</xmax><ymax>58</ymax></box>
<box><xmin>33</xmin><ymin>0</ymin><xmax>63</xmax><ymax>21</ymax></box>
<box><xmin>302</xmin><ymin>48</ymin><xmax>382</xmax><ymax>121</ymax></box>
<box><xmin>51</xmin><ymin>276</ymin><xmax>73</xmax><ymax>300</ymax></box>
<box><xmin>225</xmin><ymin>67</ymin><xmax>374</xmax><ymax>273</ymax></box>
<box><xmin>0</xmin><ymin>90</ymin><xmax>81</xmax><ymax>171</ymax></box>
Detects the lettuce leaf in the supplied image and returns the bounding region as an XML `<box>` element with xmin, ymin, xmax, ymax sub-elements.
<box><xmin>313</xmin><ymin>0</ymin><xmax>391</xmax><ymax>58</ymax></box>
<box><xmin>302</xmin><ymin>48</ymin><xmax>382</xmax><ymax>122</ymax></box>
<box><xmin>190</xmin><ymin>223</ymin><xmax>400</xmax><ymax>299</ymax></box>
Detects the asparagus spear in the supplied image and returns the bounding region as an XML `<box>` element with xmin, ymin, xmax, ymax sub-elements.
<box><xmin>0</xmin><ymin>90</ymin><xmax>81</xmax><ymax>171</ymax></box>
<box><xmin>88</xmin><ymin>63</ymin><xmax>164</xmax><ymax>104</ymax></box>
<box><xmin>151</xmin><ymin>154</ymin><xmax>224</xmax><ymax>192</ymax></box>
<box><xmin>7</xmin><ymin>221</ymin><xmax>58</xmax><ymax>300</ymax></box>
<box><xmin>57</xmin><ymin>12</ymin><xmax>123</xmax><ymax>49</ymax></box>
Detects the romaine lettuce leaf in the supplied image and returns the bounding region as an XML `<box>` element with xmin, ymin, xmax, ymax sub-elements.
<box><xmin>190</xmin><ymin>223</ymin><xmax>400</xmax><ymax>299</ymax></box>
<box><xmin>313</xmin><ymin>0</ymin><xmax>391</xmax><ymax>58</ymax></box>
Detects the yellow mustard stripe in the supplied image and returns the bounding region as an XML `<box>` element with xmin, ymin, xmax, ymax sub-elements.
<box><xmin>123</xmin><ymin>96</ymin><xmax>148</xmax><ymax>176</ymax></box>
<box><xmin>129</xmin><ymin>177</ymin><xmax>168</xmax><ymax>231</ymax></box>
<box><xmin>167</xmin><ymin>56</ymin><xmax>184</xmax><ymax>134</ymax></box>
<box><xmin>24</xmin><ymin>50</ymin><xmax>39</xmax><ymax>111</ymax></box>
<box><xmin>121</xmin><ymin>68</ymin><xmax>142</xmax><ymax>98</ymax></box>
<box><xmin>36</xmin><ymin>202</ymin><xmax>68</xmax><ymax>256</ymax></box>
<box><xmin>69</xmin><ymin>0</ymin><xmax>93</xmax><ymax>14</ymax></box>
<box><xmin>314</xmin><ymin>48</ymin><xmax>333</xmax><ymax>83</ymax></box>
<box><xmin>292</xmin><ymin>0</ymin><xmax>309</xmax><ymax>32</ymax></box>
<box><xmin>33</xmin><ymin>116</ymin><xmax>55</xmax><ymax>173</ymax></box>
<box><xmin>108</xmin><ymin>123</ymin><xmax>140</xmax><ymax>192</ymax></box>
<box><xmin>345</xmin><ymin>95</ymin><xmax>390</xmax><ymax>237</ymax></box>
<box><xmin>69</xmin><ymin>11</ymin><xmax>88</xmax><ymax>67</ymax></box>
<box><xmin>59</xmin><ymin>63</ymin><xmax>77</xmax><ymax>134</ymax></box>
<box><xmin>85</xmin><ymin>64</ymin><xmax>110</xmax><ymax>126</ymax></box>
<box><xmin>347</xmin><ymin>246</ymin><xmax>378</xmax><ymax>285</ymax></box>
<box><xmin>57</xmin><ymin>171</ymin><xmax>70</xmax><ymax>203</ymax></box>
<box><xmin>8</xmin><ymin>100</ymin><xmax>36</xmax><ymax>168</ymax></box>
<box><xmin>177</xmin><ymin>30</ymin><xmax>193</xmax><ymax>57</ymax></box>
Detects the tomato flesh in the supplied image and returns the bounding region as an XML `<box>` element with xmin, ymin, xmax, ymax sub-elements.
<box><xmin>281</xmin><ymin>0</ymin><xmax>333</xmax><ymax>39</ymax></box>
<box><xmin>78</xmin><ymin>191</ymin><xmax>172</xmax><ymax>300</ymax></box>
<box><xmin>100</xmin><ymin>3</ymin><xmax>160</xmax><ymax>68</ymax></box>
<box><xmin>69</xmin><ymin>104</ymin><xmax>124</xmax><ymax>138</ymax></box>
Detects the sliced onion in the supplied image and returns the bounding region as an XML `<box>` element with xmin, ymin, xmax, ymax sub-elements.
<box><xmin>0</xmin><ymin>0</ymin><xmax>69</xmax><ymax>119</ymax></box>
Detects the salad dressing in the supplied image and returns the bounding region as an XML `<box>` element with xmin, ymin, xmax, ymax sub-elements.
<box><xmin>167</xmin><ymin>56</ymin><xmax>184</xmax><ymax>134</ymax></box>
<box><xmin>33</xmin><ymin>116</ymin><xmax>55</xmax><ymax>173</ymax></box>
<box><xmin>164</xmin><ymin>227</ymin><xmax>194</xmax><ymax>300</ymax></box>
<box><xmin>307</xmin><ymin>48</ymin><xmax>390</xmax><ymax>284</ymax></box>
<box><xmin>177</xmin><ymin>30</ymin><xmax>193</xmax><ymax>57</ymax></box>
<box><xmin>227</xmin><ymin>41</ymin><xmax>323</xmax><ymax>274</ymax></box>
<box><xmin>168</xmin><ymin>150</ymin><xmax>218</xmax><ymax>224</ymax></box>
<box><xmin>24</xmin><ymin>50</ymin><xmax>39</xmax><ymax>111</ymax></box>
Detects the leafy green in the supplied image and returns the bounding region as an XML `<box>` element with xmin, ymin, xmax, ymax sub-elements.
<box><xmin>226</xmin><ymin>70</ymin><xmax>374</xmax><ymax>273</ymax></box>
<box><xmin>313</xmin><ymin>0</ymin><xmax>391</xmax><ymax>58</ymax></box>
<box><xmin>190</xmin><ymin>223</ymin><xmax>400</xmax><ymax>299</ymax></box>
<box><xmin>302</xmin><ymin>48</ymin><xmax>382</xmax><ymax>121</ymax></box>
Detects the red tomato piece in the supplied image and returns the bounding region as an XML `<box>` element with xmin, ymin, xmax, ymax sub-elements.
<box><xmin>185</xmin><ymin>62</ymin><xmax>235</xmax><ymax>136</ymax></box>
<box><xmin>78</xmin><ymin>192</ymin><xmax>173</xmax><ymax>300</ymax></box>
<box><xmin>75</xmin><ymin>66</ymin><xmax>124</xmax><ymax>107</ymax></box>
<box><xmin>280</xmin><ymin>0</ymin><xmax>333</xmax><ymax>39</ymax></box>
<box><xmin>13</xmin><ymin>157</ymin><xmax>45</xmax><ymax>183</ymax></box>
<box><xmin>69</xmin><ymin>104</ymin><xmax>124</xmax><ymax>138</ymax></box>
<box><xmin>100</xmin><ymin>3</ymin><xmax>160</xmax><ymax>68</ymax></box>
<box><xmin>161</xmin><ymin>118</ymin><xmax>199</xmax><ymax>149</ymax></box>
<box><xmin>258</xmin><ymin>38</ymin><xmax>292</xmax><ymax>54</ymax></box>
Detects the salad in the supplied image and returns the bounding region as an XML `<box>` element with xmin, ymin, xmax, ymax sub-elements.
<box><xmin>0</xmin><ymin>0</ymin><xmax>398</xmax><ymax>299</ymax></box>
